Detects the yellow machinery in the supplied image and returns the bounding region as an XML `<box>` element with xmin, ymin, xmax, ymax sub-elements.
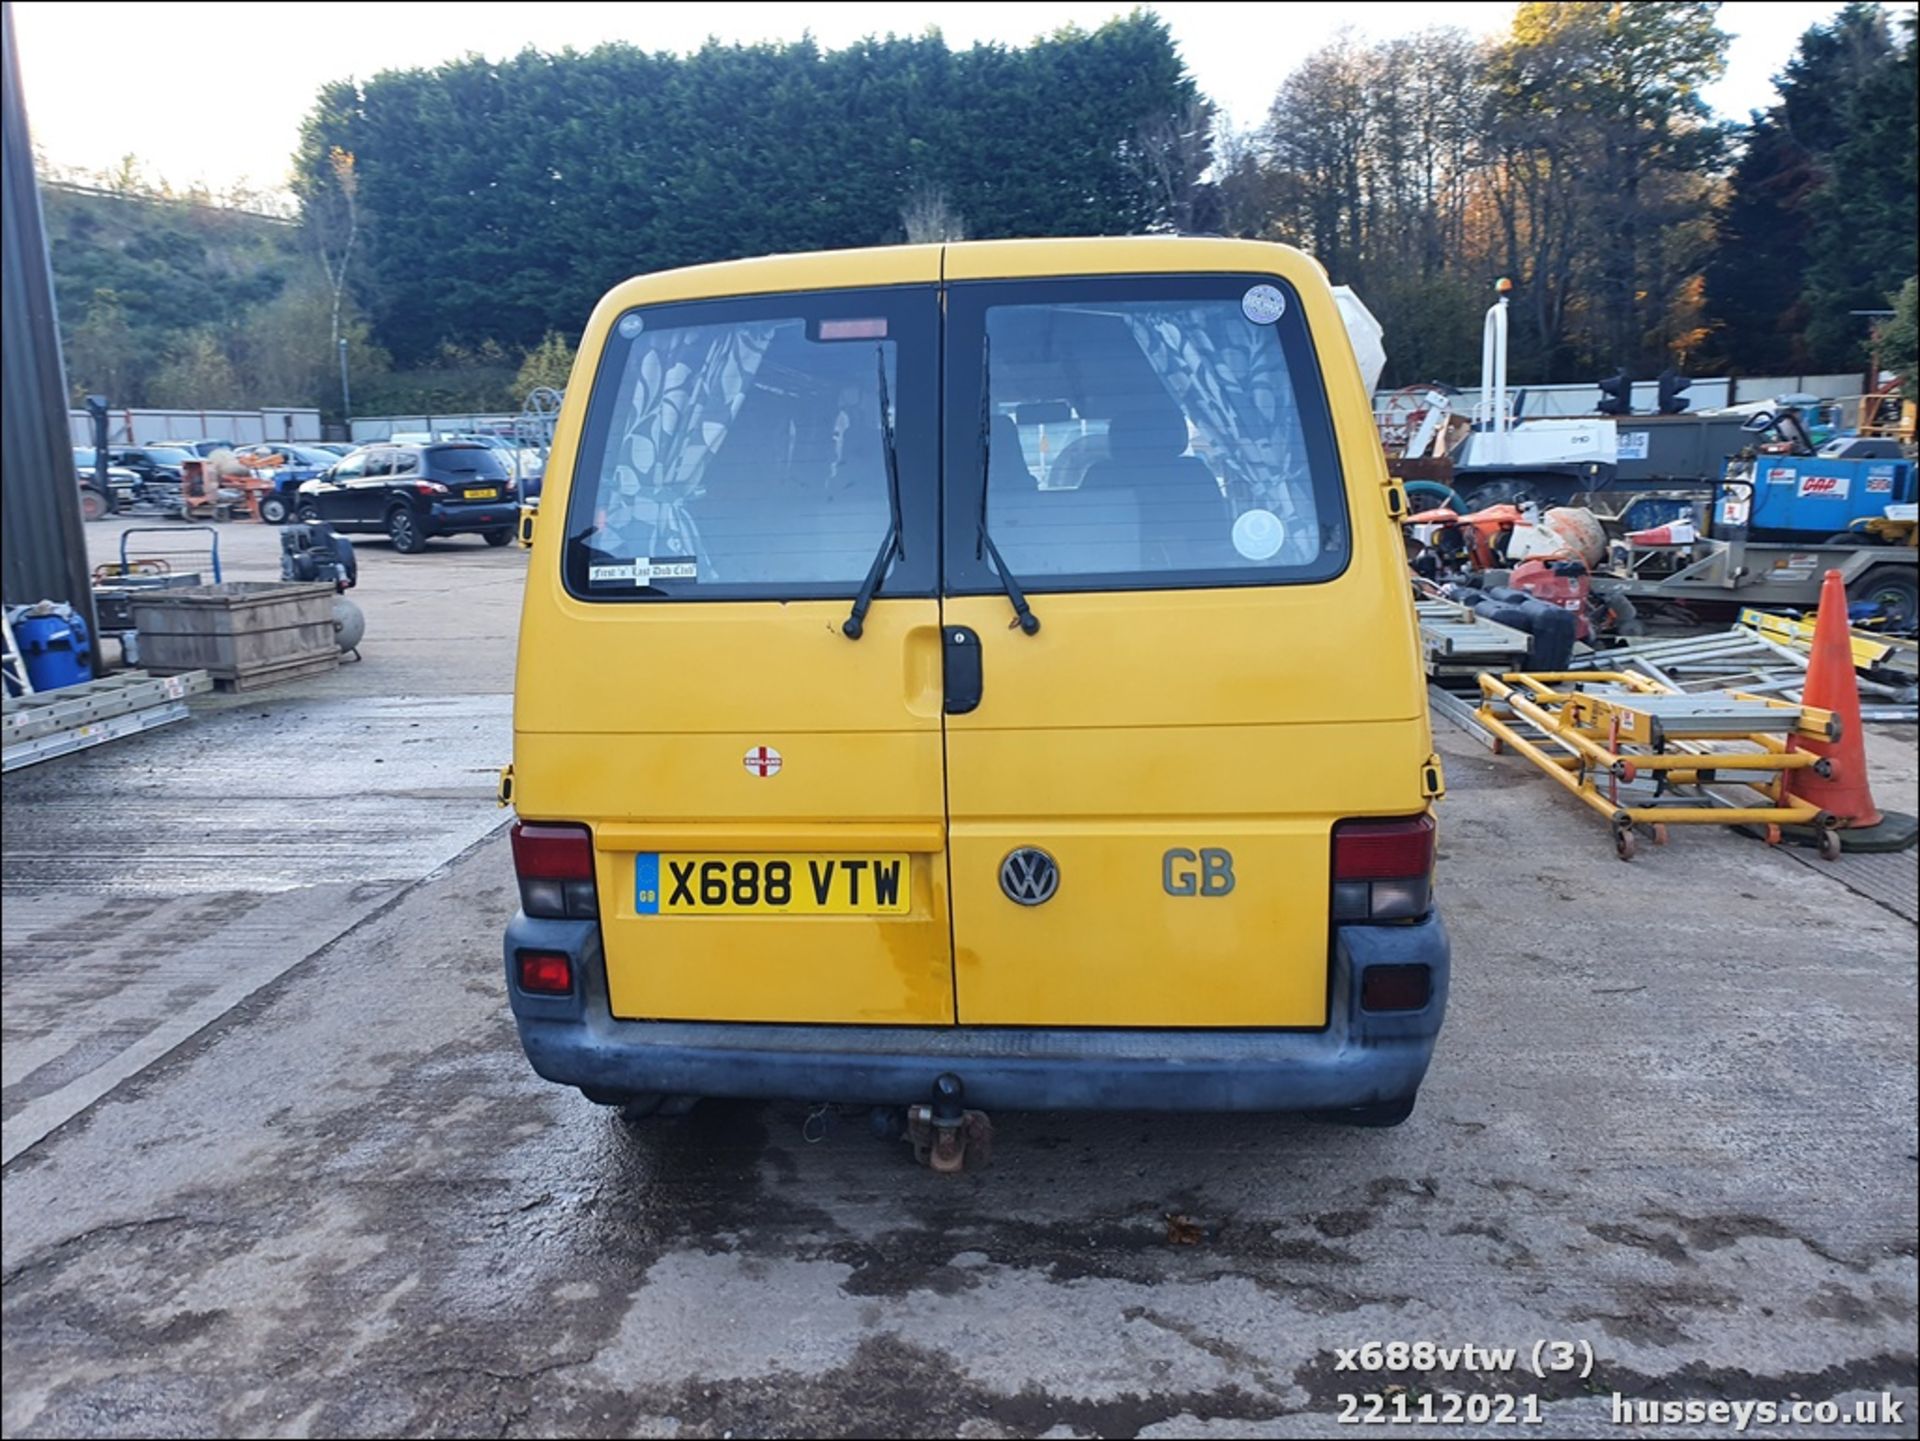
<box><xmin>1475</xmin><ymin>669</ymin><xmax>1842</xmax><ymax>860</ymax></box>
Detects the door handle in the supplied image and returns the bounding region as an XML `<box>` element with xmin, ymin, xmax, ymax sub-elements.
<box><xmin>943</xmin><ymin>626</ymin><xmax>982</xmax><ymax>714</ymax></box>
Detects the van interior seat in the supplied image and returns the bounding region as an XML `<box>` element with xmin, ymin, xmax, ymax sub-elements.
<box><xmin>1081</xmin><ymin>396</ymin><xmax>1231</xmax><ymax>570</ymax></box>
<box><xmin>991</xmin><ymin>411</ymin><xmax>1143</xmax><ymax>575</ymax></box>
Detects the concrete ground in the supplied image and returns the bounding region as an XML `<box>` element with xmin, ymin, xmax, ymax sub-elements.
<box><xmin>2</xmin><ymin>515</ymin><xmax>1915</xmax><ymax>1438</ymax></box>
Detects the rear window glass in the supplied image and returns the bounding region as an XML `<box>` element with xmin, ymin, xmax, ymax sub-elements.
<box><xmin>564</xmin><ymin>289</ymin><xmax>937</xmax><ymax>601</ymax></box>
<box><xmin>963</xmin><ymin>279</ymin><xmax>1347</xmax><ymax>590</ymax></box>
<box><xmin>426</xmin><ymin>445</ymin><xmax>509</xmax><ymax>480</ymax></box>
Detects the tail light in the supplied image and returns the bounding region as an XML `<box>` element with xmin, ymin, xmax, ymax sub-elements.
<box><xmin>1331</xmin><ymin>814</ymin><xmax>1435</xmax><ymax>923</ymax></box>
<box><xmin>415</xmin><ymin>480</ymin><xmax>449</xmax><ymax>495</ymax></box>
<box><xmin>511</xmin><ymin>821</ymin><xmax>598</xmax><ymax>919</ymax></box>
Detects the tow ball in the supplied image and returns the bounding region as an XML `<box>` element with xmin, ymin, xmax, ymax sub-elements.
<box><xmin>905</xmin><ymin>1073</ymin><xmax>993</xmax><ymax>1173</ymax></box>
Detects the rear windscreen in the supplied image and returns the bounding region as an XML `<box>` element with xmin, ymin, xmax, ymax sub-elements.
<box><xmin>948</xmin><ymin>275</ymin><xmax>1349</xmax><ymax>593</ymax></box>
<box><xmin>563</xmin><ymin>288</ymin><xmax>938</xmax><ymax>601</ymax></box>
<box><xmin>427</xmin><ymin>445</ymin><xmax>509</xmax><ymax>480</ymax></box>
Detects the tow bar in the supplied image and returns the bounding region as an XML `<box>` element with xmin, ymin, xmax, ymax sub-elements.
<box><xmin>905</xmin><ymin>1073</ymin><xmax>993</xmax><ymax>1172</ymax></box>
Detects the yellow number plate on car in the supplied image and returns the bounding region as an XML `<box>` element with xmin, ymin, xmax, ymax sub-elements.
<box><xmin>465</xmin><ymin>487</ymin><xmax>500</xmax><ymax>500</ymax></box>
<box><xmin>634</xmin><ymin>853</ymin><xmax>909</xmax><ymax>915</ymax></box>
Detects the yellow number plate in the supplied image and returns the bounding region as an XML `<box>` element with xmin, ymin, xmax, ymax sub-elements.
<box><xmin>635</xmin><ymin>853</ymin><xmax>910</xmax><ymax>915</ymax></box>
<box><xmin>465</xmin><ymin>487</ymin><xmax>500</xmax><ymax>500</ymax></box>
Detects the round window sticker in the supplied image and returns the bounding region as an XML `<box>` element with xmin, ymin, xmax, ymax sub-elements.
<box><xmin>1241</xmin><ymin>284</ymin><xmax>1285</xmax><ymax>325</ymax></box>
<box><xmin>617</xmin><ymin>313</ymin><xmax>646</xmax><ymax>339</ymax></box>
<box><xmin>1232</xmin><ymin>509</ymin><xmax>1286</xmax><ymax>560</ymax></box>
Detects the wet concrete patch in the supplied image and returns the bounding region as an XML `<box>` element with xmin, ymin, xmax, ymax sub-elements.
<box><xmin>0</xmin><ymin>693</ymin><xmax>508</xmax><ymax>1164</ymax></box>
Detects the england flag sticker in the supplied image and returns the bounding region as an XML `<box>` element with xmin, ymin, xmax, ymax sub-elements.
<box><xmin>743</xmin><ymin>745</ymin><xmax>783</xmax><ymax>778</ymax></box>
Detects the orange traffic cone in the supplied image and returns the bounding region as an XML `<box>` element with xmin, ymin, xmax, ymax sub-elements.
<box><xmin>1784</xmin><ymin>569</ymin><xmax>1917</xmax><ymax>852</ymax></box>
<box><xmin>1626</xmin><ymin>518</ymin><xmax>1696</xmax><ymax>546</ymax></box>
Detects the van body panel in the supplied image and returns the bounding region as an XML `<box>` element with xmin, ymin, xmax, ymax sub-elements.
<box><xmin>510</xmin><ymin>236</ymin><xmax>1447</xmax><ymax>1105</ymax></box>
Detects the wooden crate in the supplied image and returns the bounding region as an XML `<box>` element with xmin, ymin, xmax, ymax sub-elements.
<box><xmin>129</xmin><ymin>582</ymin><xmax>339</xmax><ymax>691</ymax></box>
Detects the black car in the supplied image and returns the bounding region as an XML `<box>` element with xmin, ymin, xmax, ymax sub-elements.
<box><xmin>296</xmin><ymin>443</ymin><xmax>519</xmax><ymax>552</ymax></box>
<box><xmin>108</xmin><ymin>445</ymin><xmax>196</xmax><ymax>485</ymax></box>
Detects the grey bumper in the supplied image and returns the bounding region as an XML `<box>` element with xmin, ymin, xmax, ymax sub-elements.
<box><xmin>503</xmin><ymin>911</ymin><xmax>1449</xmax><ymax>1113</ymax></box>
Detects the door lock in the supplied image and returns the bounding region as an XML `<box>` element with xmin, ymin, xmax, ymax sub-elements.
<box><xmin>943</xmin><ymin>626</ymin><xmax>982</xmax><ymax>714</ymax></box>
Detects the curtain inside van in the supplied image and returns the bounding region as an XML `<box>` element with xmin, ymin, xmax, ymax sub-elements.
<box><xmin>1122</xmin><ymin>308</ymin><xmax>1318</xmax><ymax>568</ymax></box>
<box><xmin>597</xmin><ymin>323</ymin><xmax>777</xmax><ymax>566</ymax></box>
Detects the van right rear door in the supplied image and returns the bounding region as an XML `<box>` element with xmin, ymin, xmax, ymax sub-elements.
<box><xmin>937</xmin><ymin>243</ymin><xmax>1430</xmax><ymax>1029</ymax></box>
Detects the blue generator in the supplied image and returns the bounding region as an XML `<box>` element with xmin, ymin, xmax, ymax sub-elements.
<box><xmin>1719</xmin><ymin>438</ymin><xmax>1916</xmax><ymax>541</ymax></box>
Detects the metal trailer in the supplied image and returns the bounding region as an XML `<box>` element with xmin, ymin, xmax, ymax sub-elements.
<box><xmin>1606</xmin><ymin>534</ymin><xmax>1918</xmax><ymax>619</ymax></box>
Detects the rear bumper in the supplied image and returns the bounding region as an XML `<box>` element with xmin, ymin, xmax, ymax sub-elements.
<box><xmin>426</xmin><ymin>502</ymin><xmax>518</xmax><ymax>533</ymax></box>
<box><xmin>503</xmin><ymin>912</ymin><xmax>1450</xmax><ymax>1113</ymax></box>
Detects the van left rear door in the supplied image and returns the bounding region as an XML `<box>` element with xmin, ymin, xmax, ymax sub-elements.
<box><xmin>515</xmin><ymin>273</ymin><xmax>953</xmax><ymax>1025</ymax></box>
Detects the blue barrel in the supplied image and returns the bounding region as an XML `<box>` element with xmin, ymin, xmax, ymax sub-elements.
<box><xmin>13</xmin><ymin>607</ymin><xmax>95</xmax><ymax>692</ymax></box>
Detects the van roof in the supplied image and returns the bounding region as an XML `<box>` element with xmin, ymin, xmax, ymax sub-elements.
<box><xmin>590</xmin><ymin>236</ymin><xmax>1323</xmax><ymax>318</ymax></box>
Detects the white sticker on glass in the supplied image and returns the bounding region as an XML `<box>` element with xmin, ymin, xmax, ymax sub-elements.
<box><xmin>1241</xmin><ymin>284</ymin><xmax>1286</xmax><ymax>325</ymax></box>
<box><xmin>589</xmin><ymin>557</ymin><xmax>697</xmax><ymax>585</ymax></box>
<box><xmin>1232</xmin><ymin>509</ymin><xmax>1286</xmax><ymax>560</ymax></box>
<box><xmin>617</xmin><ymin>314</ymin><xmax>646</xmax><ymax>339</ymax></box>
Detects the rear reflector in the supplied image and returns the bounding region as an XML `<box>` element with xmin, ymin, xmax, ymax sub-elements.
<box><xmin>1333</xmin><ymin>814</ymin><xmax>1436</xmax><ymax>880</ymax></box>
<box><xmin>517</xmin><ymin>950</ymin><xmax>573</xmax><ymax>995</ymax></box>
<box><xmin>1361</xmin><ymin>964</ymin><xmax>1432</xmax><ymax>1012</ymax></box>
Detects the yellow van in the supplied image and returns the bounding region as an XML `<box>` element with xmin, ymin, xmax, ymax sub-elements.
<box><xmin>504</xmin><ymin>237</ymin><xmax>1448</xmax><ymax>1158</ymax></box>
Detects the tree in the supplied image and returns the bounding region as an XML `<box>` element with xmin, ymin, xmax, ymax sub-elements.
<box><xmin>514</xmin><ymin>331</ymin><xmax>577</xmax><ymax>396</ymax></box>
<box><xmin>900</xmin><ymin>183</ymin><xmax>967</xmax><ymax>243</ymax></box>
<box><xmin>1488</xmin><ymin>2</ymin><xmax>1728</xmax><ymax>377</ymax></box>
<box><xmin>1132</xmin><ymin>98</ymin><xmax>1218</xmax><ymax>234</ymax></box>
<box><xmin>1878</xmin><ymin>277</ymin><xmax>1918</xmax><ymax>399</ymax></box>
<box><xmin>1798</xmin><ymin>12</ymin><xmax>1917</xmax><ymax>367</ymax></box>
<box><xmin>148</xmin><ymin>329</ymin><xmax>244</xmax><ymax>407</ymax></box>
<box><xmin>298</xmin><ymin>145</ymin><xmax>360</xmax><ymax>401</ymax></box>
<box><xmin>66</xmin><ymin>288</ymin><xmax>142</xmax><ymax>404</ymax></box>
<box><xmin>1706</xmin><ymin>5</ymin><xmax>1916</xmax><ymax>372</ymax></box>
<box><xmin>295</xmin><ymin>18</ymin><xmax>1203</xmax><ymax>361</ymax></box>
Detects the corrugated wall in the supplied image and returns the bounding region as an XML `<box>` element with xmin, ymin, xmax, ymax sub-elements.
<box><xmin>1</xmin><ymin>2</ymin><xmax>95</xmax><ymax>635</ymax></box>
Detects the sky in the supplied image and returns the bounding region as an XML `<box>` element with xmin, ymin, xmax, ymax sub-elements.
<box><xmin>9</xmin><ymin>0</ymin><xmax>1904</xmax><ymax>200</ymax></box>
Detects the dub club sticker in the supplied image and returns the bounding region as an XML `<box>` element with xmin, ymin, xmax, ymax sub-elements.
<box><xmin>743</xmin><ymin>745</ymin><xmax>783</xmax><ymax>778</ymax></box>
<box><xmin>1240</xmin><ymin>284</ymin><xmax>1286</xmax><ymax>325</ymax></box>
<box><xmin>588</xmin><ymin>557</ymin><xmax>698</xmax><ymax>587</ymax></box>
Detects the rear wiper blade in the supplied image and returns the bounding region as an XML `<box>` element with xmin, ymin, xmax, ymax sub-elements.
<box><xmin>978</xmin><ymin>335</ymin><xmax>1039</xmax><ymax>635</ymax></box>
<box><xmin>842</xmin><ymin>346</ymin><xmax>906</xmax><ymax>640</ymax></box>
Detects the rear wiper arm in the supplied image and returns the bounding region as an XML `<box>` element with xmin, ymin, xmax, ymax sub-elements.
<box><xmin>843</xmin><ymin>346</ymin><xmax>906</xmax><ymax>640</ymax></box>
<box><xmin>978</xmin><ymin>336</ymin><xmax>1040</xmax><ymax>635</ymax></box>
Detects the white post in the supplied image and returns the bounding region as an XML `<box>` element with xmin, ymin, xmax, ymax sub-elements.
<box><xmin>1480</xmin><ymin>294</ymin><xmax>1510</xmax><ymax>435</ymax></box>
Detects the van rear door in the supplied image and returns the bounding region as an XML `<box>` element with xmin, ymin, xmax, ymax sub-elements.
<box><xmin>937</xmin><ymin>249</ymin><xmax>1428</xmax><ymax>1027</ymax></box>
<box><xmin>515</xmin><ymin>265</ymin><xmax>954</xmax><ymax>1024</ymax></box>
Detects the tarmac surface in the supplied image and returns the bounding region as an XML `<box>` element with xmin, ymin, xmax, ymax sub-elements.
<box><xmin>2</xmin><ymin>516</ymin><xmax>1915</xmax><ymax>1437</ymax></box>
